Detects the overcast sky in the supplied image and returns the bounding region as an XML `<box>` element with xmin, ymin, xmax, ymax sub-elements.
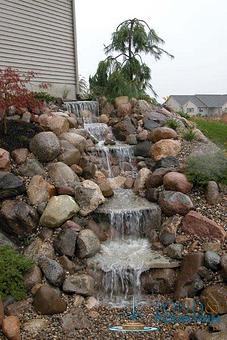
<box><xmin>76</xmin><ymin>0</ymin><xmax>227</xmax><ymax>101</ymax></box>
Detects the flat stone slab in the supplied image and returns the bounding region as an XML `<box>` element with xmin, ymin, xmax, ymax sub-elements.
<box><xmin>88</xmin><ymin>239</ymin><xmax>180</xmax><ymax>273</ymax></box>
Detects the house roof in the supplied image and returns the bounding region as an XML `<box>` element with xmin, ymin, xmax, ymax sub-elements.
<box><xmin>169</xmin><ymin>94</ymin><xmax>227</xmax><ymax>108</ymax></box>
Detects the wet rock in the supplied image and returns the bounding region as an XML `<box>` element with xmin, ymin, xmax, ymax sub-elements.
<box><xmin>86</xmin><ymin>220</ymin><xmax>107</xmax><ymax>242</ymax></box>
<box><xmin>62</xmin><ymin>307</ymin><xmax>91</xmax><ymax>332</ymax></box>
<box><xmin>59</xmin><ymin>256</ymin><xmax>76</xmax><ymax>274</ymax></box>
<box><xmin>23</xmin><ymin>319</ymin><xmax>50</xmax><ymax>337</ymax></box>
<box><xmin>59</xmin><ymin>132</ymin><xmax>86</xmax><ymax>153</ymax></box>
<box><xmin>74</xmin><ymin>180</ymin><xmax>105</xmax><ymax>216</ymax></box>
<box><xmin>48</xmin><ymin>162</ymin><xmax>79</xmax><ymax>189</ymax></box>
<box><xmin>201</xmin><ymin>285</ymin><xmax>227</xmax><ymax>314</ymax></box>
<box><xmin>150</xmin><ymin>127</ymin><xmax>178</xmax><ymax>142</ymax></box>
<box><xmin>24</xmin><ymin>238</ymin><xmax>55</xmax><ymax>262</ymax></box>
<box><xmin>112</xmin><ymin>116</ymin><xmax>136</xmax><ymax>141</ymax></box>
<box><xmin>206</xmin><ymin>181</ymin><xmax>220</xmax><ymax>205</ymax></box>
<box><xmin>145</xmin><ymin>187</ymin><xmax>160</xmax><ymax>202</ymax></box>
<box><xmin>165</xmin><ymin>243</ymin><xmax>183</xmax><ymax>260</ymax></box>
<box><xmin>141</xmin><ymin>268</ymin><xmax>176</xmax><ymax>294</ymax></box>
<box><xmin>158</xmin><ymin>191</ymin><xmax>193</xmax><ymax>216</ymax></box>
<box><xmin>221</xmin><ymin>255</ymin><xmax>227</xmax><ymax>281</ymax></box>
<box><xmin>63</xmin><ymin>274</ymin><xmax>95</xmax><ymax>296</ymax></box>
<box><xmin>175</xmin><ymin>252</ymin><xmax>204</xmax><ymax>299</ymax></box>
<box><xmin>2</xmin><ymin>315</ymin><xmax>20</xmax><ymax>340</ymax></box>
<box><xmin>0</xmin><ymin>200</ymin><xmax>38</xmax><ymax>236</ymax></box>
<box><xmin>98</xmin><ymin>180</ymin><xmax>114</xmax><ymax>198</ymax></box>
<box><xmin>27</xmin><ymin>175</ymin><xmax>55</xmax><ymax>205</ymax></box>
<box><xmin>24</xmin><ymin>265</ymin><xmax>42</xmax><ymax>290</ymax></box>
<box><xmin>204</xmin><ymin>251</ymin><xmax>221</xmax><ymax>271</ymax></box>
<box><xmin>54</xmin><ymin>228</ymin><xmax>78</xmax><ymax>257</ymax></box>
<box><xmin>134</xmin><ymin>168</ymin><xmax>152</xmax><ymax>194</ymax></box>
<box><xmin>124</xmin><ymin>177</ymin><xmax>134</xmax><ymax>189</ymax></box>
<box><xmin>58</xmin><ymin>148</ymin><xmax>81</xmax><ymax>166</ymax></box>
<box><xmin>134</xmin><ymin>141</ymin><xmax>152</xmax><ymax>157</ymax></box>
<box><xmin>11</xmin><ymin>148</ymin><xmax>29</xmax><ymax>165</ymax></box>
<box><xmin>0</xmin><ymin>148</ymin><xmax>10</xmax><ymax>170</ymax></box>
<box><xmin>18</xmin><ymin>158</ymin><xmax>45</xmax><ymax>177</ymax></box>
<box><xmin>163</xmin><ymin>172</ymin><xmax>193</xmax><ymax>193</ymax></box>
<box><xmin>39</xmin><ymin>256</ymin><xmax>65</xmax><ymax>287</ymax></box>
<box><xmin>145</xmin><ymin>168</ymin><xmax>171</xmax><ymax>188</ymax></box>
<box><xmin>154</xmin><ymin>156</ymin><xmax>179</xmax><ymax>169</ymax></box>
<box><xmin>182</xmin><ymin>211</ymin><xmax>226</xmax><ymax>242</ymax></box>
<box><xmin>33</xmin><ymin>285</ymin><xmax>67</xmax><ymax>315</ymax></box>
<box><xmin>0</xmin><ymin>172</ymin><xmax>25</xmax><ymax>199</ymax></box>
<box><xmin>40</xmin><ymin>195</ymin><xmax>79</xmax><ymax>228</ymax></box>
<box><xmin>150</xmin><ymin>139</ymin><xmax>181</xmax><ymax>161</ymax></box>
<box><xmin>30</xmin><ymin>131</ymin><xmax>61</xmax><ymax>162</ymax></box>
<box><xmin>77</xmin><ymin>229</ymin><xmax>101</xmax><ymax>258</ymax></box>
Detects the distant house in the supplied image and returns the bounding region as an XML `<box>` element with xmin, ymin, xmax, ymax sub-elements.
<box><xmin>165</xmin><ymin>95</ymin><xmax>227</xmax><ymax>117</ymax></box>
<box><xmin>0</xmin><ymin>0</ymin><xmax>79</xmax><ymax>99</ymax></box>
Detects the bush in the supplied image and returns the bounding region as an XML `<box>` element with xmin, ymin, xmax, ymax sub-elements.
<box><xmin>0</xmin><ymin>245</ymin><xmax>33</xmax><ymax>300</ymax></box>
<box><xmin>183</xmin><ymin>129</ymin><xmax>196</xmax><ymax>141</ymax></box>
<box><xmin>177</xmin><ymin>111</ymin><xmax>190</xmax><ymax>119</ymax></box>
<box><xmin>165</xmin><ymin>118</ymin><xmax>180</xmax><ymax>130</ymax></box>
<box><xmin>34</xmin><ymin>91</ymin><xmax>56</xmax><ymax>103</ymax></box>
<box><xmin>186</xmin><ymin>151</ymin><xmax>227</xmax><ymax>186</ymax></box>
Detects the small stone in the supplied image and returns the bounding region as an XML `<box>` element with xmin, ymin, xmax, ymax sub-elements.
<box><xmin>63</xmin><ymin>274</ymin><xmax>95</xmax><ymax>296</ymax></box>
<box><xmin>166</xmin><ymin>244</ymin><xmax>183</xmax><ymax>259</ymax></box>
<box><xmin>204</xmin><ymin>251</ymin><xmax>221</xmax><ymax>271</ymax></box>
<box><xmin>18</xmin><ymin>158</ymin><xmax>45</xmax><ymax>177</ymax></box>
<box><xmin>11</xmin><ymin>148</ymin><xmax>29</xmax><ymax>165</ymax></box>
<box><xmin>206</xmin><ymin>181</ymin><xmax>220</xmax><ymax>205</ymax></box>
<box><xmin>24</xmin><ymin>265</ymin><xmax>42</xmax><ymax>290</ymax></box>
<box><xmin>24</xmin><ymin>238</ymin><xmax>55</xmax><ymax>263</ymax></box>
<box><xmin>54</xmin><ymin>228</ymin><xmax>78</xmax><ymax>257</ymax></box>
<box><xmin>0</xmin><ymin>148</ymin><xmax>10</xmax><ymax>170</ymax></box>
<box><xmin>48</xmin><ymin>116</ymin><xmax>69</xmax><ymax>135</ymax></box>
<box><xmin>134</xmin><ymin>168</ymin><xmax>152</xmax><ymax>194</ymax></box>
<box><xmin>202</xmin><ymin>241</ymin><xmax>221</xmax><ymax>252</ymax></box>
<box><xmin>173</xmin><ymin>330</ymin><xmax>189</xmax><ymax>340</ymax></box>
<box><xmin>38</xmin><ymin>256</ymin><xmax>65</xmax><ymax>287</ymax></box>
<box><xmin>2</xmin><ymin>316</ymin><xmax>20</xmax><ymax>340</ymax></box>
<box><xmin>141</xmin><ymin>268</ymin><xmax>176</xmax><ymax>294</ymax></box>
<box><xmin>5</xmin><ymin>300</ymin><xmax>31</xmax><ymax>318</ymax></box>
<box><xmin>159</xmin><ymin>216</ymin><xmax>182</xmax><ymax>245</ymax></box>
<box><xmin>59</xmin><ymin>256</ymin><xmax>76</xmax><ymax>274</ymax></box>
<box><xmin>98</xmin><ymin>180</ymin><xmax>114</xmax><ymax>198</ymax></box>
<box><xmin>23</xmin><ymin>319</ymin><xmax>50</xmax><ymax>336</ymax></box>
<box><xmin>73</xmin><ymin>295</ymin><xmax>85</xmax><ymax>307</ymax></box>
<box><xmin>58</xmin><ymin>148</ymin><xmax>81</xmax><ymax>166</ymax></box>
<box><xmin>33</xmin><ymin>285</ymin><xmax>67</xmax><ymax>315</ymax></box>
<box><xmin>62</xmin><ymin>307</ymin><xmax>91</xmax><ymax>332</ymax></box>
<box><xmin>201</xmin><ymin>285</ymin><xmax>227</xmax><ymax>314</ymax></box>
<box><xmin>85</xmin><ymin>296</ymin><xmax>99</xmax><ymax>309</ymax></box>
<box><xmin>48</xmin><ymin>162</ymin><xmax>79</xmax><ymax>189</ymax></box>
<box><xmin>27</xmin><ymin>175</ymin><xmax>55</xmax><ymax>205</ymax></box>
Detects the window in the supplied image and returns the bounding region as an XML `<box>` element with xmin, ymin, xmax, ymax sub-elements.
<box><xmin>199</xmin><ymin>108</ymin><xmax>203</xmax><ymax>112</ymax></box>
<box><xmin>187</xmin><ymin>108</ymin><xmax>194</xmax><ymax>113</ymax></box>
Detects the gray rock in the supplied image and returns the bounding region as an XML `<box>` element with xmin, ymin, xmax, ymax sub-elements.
<box><xmin>33</xmin><ymin>285</ymin><xmax>67</xmax><ymax>315</ymax></box>
<box><xmin>63</xmin><ymin>274</ymin><xmax>94</xmax><ymax>296</ymax></box>
<box><xmin>24</xmin><ymin>265</ymin><xmax>42</xmax><ymax>290</ymax></box>
<box><xmin>39</xmin><ymin>256</ymin><xmax>65</xmax><ymax>287</ymax></box>
<box><xmin>143</xmin><ymin>111</ymin><xmax>167</xmax><ymax>130</ymax></box>
<box><xmin>30</xmin><ymin>131</ymin><xmax>61</xmax><ymax>162</ymax></box>
<box><xmin>0</xmin><ymin>171</ymin><xmax>25</xmax><ymax>199</ymax></box>
<box><xmin>54</xmin><ymin>228</ymin><xmax>78</xmax><ymax>257</ymax></box>
<box><xmin>159</xmin><ymin>215</ymin><xmax>182</xmax><ymax>245</ymax></box>
<box><xmin>112</xmin><ymin>116</ymin><xmax>137</xmax><ymax>141</ymax></box>
<box><xmin>134</xmin><ymin>141</ymin><xmax>152</xmax><ymax>157</ymax></box>
<box><xmin>126</xmin><ymin>134</ymin><xmax>137</xmax><ymax>145</ymax></box>
<box><xmin>206</xmin><ymin>181</ymin><xmax>220</xmax><ymax>205</ymax></box>
<box><xmin>159</xmin><ymin>191</ymin><xmax>193</xmax><ymax>216</ymax></box>
<box><xmin>77</xmin><ymin>229</ymin><xmax>101</xmax><ymax>259</ymax></box>
<box><xmin>48</xmin><ymin>162</ymin><xmax>79</xmax><ymax>189</ymax></box>
<box><xmin>204</xmin><ymin>251</ymin><xmax>221</xmax><ymax>271</ymax></box>
<box><xmin>166</xmin><ymin>243</ymin><xmax>183</xmax><ymax>260</ymax></box>
<box><xmin>154</xmin><ymin>156</ymin><xmax>179</xmax><ymax>169</ymax></box>
<box><xmin>24</xmin><ymin>238</ymin><xmax>55</xmax><ymax>263</ymax></box>
<box><xmin>58</xmin><ymin>149</ymin><xmax>81</xmax><ymax>166</ymax></box>
<box><xmin>0</xmin><ymin>231</ymin><xmax>16</xmax><ymax>247</ymax></box>
<box><xmin>18</xmin><ymin>158</ymin><xmax>45</xmax><ymax>177</ymax></box>
<box><xmin>62</xmin><ymin>307</ymin><xmax>90</xmax><ymax>332</ymax></box>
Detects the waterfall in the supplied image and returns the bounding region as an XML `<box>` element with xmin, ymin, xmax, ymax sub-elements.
<box><xmin>64</xmin><ymin>100</ymin><xmax>99</xmax><ymax>120</ymax></box>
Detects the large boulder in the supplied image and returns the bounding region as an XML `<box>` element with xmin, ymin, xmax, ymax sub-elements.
<box><xmin>74</xmin><ymin>180</ymin><xmax>105</xmax><ymax>216</ymax></box>
<box><xmin>58</xmin><ymin>149</ymin><xmax>81</xmax><ymax>166</ymax></box>
<box><xmin>48</xmin><ymin>162</ymin><xmax>79</xmax><ymax>189</ymax></box>
<box><xmin>0</xmin><ymin>200</ymin><xmax>38</xmax><ymax>236</ymax></box>
<box><xmin>150</xmin><ymin>139</ymin><xmax>181</xmax><ymax>161</ymax></box>
<box><xmin>59</xmin><ymin>132</ymin><xmax>86</xmax><ymax>153</ymax></box>
<box><xmin>54</xmin><ymin>228</ymin><xmax>78</xmax><ymax>257</ymax></box>
<box><xmin>182</xmin><ymin>211</ymin><xmax>226</xmax><ymax>242</ymax></box>
<box><xmin>62</xmin><ymin>274</ymin><xmax>95</xmax><ymax>296</ymax></box>
<box><xmin>201</xmin><ymin>285</ymin><xmax>227</xmax><ymax>314</ymax></box>
<box><xmin>77</xmin><ymin>229</ymin><xmax>101</xmax><ymax>258</ymax></box>
<box><xmin>33</xmin><ymin>285</ymin><xmax>67</xmax><ymax>315</ymax></box>
<box><xmin>18</xmin><ymin>158</ymin><xmax>45</xmax><ymax>177</ymax></box>
<box><xmin>0</xmin><ymin>172</ymin><xmax>25</xmax><ymax>199</ymax></box>
<box><xmin>38</xmin><ymin>256</ymin><xmax>65</xmax><ymax>287</ymax></box>
<box><xmin>2</xmin><ymin>316</ymin><xmax>20</xmax><ymax>340</ymax></box>
<box><xmin>30</xmin><ymin>131</ymin><xmax>61</xmax><ymax>162</ymax></box>
<box><xmin>40</xmin><ymin>195</ymin><xmax>79</xmax><ymax>228</ymax></box>
<box><xmin>150</xmin><ymin>127</ymin><xmax>178</xmax><ymax>142</ymax></box>
<box><xmin>112</xmin><ymin>116</ymin><xmax>137</xmax><ymax>141</ymax></box>
<box><xmin>27</xmin><ymin>175</ymin><xmax>55</xmax><ymax>205</ymax></box>
<box><xmin>158</xmin><ymin>191</ymin><xmax>193</xmax><ymax>216</ymax></box>
<box><xmin>47</xmin><ymin>116</ymin><xmax>70</xmax><ymax>136</ymax></box>
<box><xmin>134</xmin><ymin>141</ymin><xmax>152</xmax><ymax>158</ymax></box>
<box><xmin>24</xmin><ymin>237</ymin><xmax>55</xmax><ymax>263</ymax></box>
<box><xmin>163</xmin><ymin>172</ymin><xmax>193</xmax><ymax>193</ymax></box>
<box><xmin>143</xmin><ymin>111</ymin><xmax>167</xmax><ymax>130</ymax></box>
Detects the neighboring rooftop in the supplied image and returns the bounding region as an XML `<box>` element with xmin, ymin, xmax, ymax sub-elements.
<box><xmin>168</xmin><ymin>94</ymin><xmax>227</xmax><ymax>108</ymax></box>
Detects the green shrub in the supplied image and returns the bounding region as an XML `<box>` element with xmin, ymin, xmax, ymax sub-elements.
<box><xmin>186</xmin><ymin>151</ymin><xmax>227</xmax><ymax>186</ymax></box>
<box><xmin>183</xmin><ymin>129</ymin><xmax>196</xmax><ymax>141</ymax></box>
<box><xmin>34</xmin><ymin>91</ymin><xmax>56</xmax><ymax>103</ymax></box>
<box><xmin>165</xmin><ymin>118</ymin><xmax>180</xmax><ymax>130</ymax></box>
<box><xmin>177</xmin><ymin>111</ymin><xmax>190</xmax><ymax>119</ymax></box>
<box><xmin>0</xmin><ymin>245</ymin><xmax>33</xmax><ymax>300</ymax></box>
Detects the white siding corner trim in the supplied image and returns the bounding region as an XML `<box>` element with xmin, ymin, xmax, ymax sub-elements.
<box><xmin>0</xmin><ymin>0</ymin><xmax>78</xmax><ymax>99</ymax></box>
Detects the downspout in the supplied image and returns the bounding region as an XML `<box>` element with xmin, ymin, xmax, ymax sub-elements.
<box><xmin>72</xmin><ymin>0</ymin><xmax>80</xmax><ymax>98</ymax></box>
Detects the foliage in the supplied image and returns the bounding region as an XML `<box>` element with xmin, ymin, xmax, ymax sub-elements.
<box><xmin>177</xmin><ymin>110</ymin><xmax>190</xmax><ymax>119</ymax></box>
<box><xmin>186</xmin><ymin>151</ymin><xmax>227</xmax><ymax>186</ymax></box>
<box><xmin>183</xmin><ymin>129</ymin><xmax>196</xmax><ymax>141</ymax></box>
<box><xmin>0</xmin><ymin>245</ymin><xmax>33</xmax><ymax>300</ymax></box>
<box><xmin>192</xmin><ymin>118</ymin><xmax>227</xmax><ymax>151</ymax></box>
<box><xmin>79</xmin><ymin>76</ymin><xmax>91</xmax><ymax>99</ymax></box>
<box><xmin>34</xmin><ymin>91</ymin><xmax>56</xmax><ymax>103</ymax></box>
<box><xmin>165</xmin><ymin>118</ymin><xmax>180</xmax><ymax>130</ymax></box>
<box><xmin>90</xmin><ymin>18</ymin><xmax>173</xmax><ymax>100</ymax></box>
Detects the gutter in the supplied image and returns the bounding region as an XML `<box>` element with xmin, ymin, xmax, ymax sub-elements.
<box><xmin>72</xmin><ymin>0</ymin><xmax>80</xmax><ymax>97</ymax></box>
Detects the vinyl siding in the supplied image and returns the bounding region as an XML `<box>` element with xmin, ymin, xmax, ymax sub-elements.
<box><xmin>0</xmin><ymin>0</ymin><xmax>78</xmax><ymax>99</ymax></box>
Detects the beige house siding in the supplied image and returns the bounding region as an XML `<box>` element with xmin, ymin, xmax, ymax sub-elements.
<box><xmin>0</xmin><ymin>0</ymin><xmax>78</xmax><ymax>99</ymax></box>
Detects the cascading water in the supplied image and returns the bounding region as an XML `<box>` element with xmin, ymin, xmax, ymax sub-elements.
<box><xmin>64</xmin><ymin>100</ymin><xmax>99</xmax><ymax>121</ymax></box>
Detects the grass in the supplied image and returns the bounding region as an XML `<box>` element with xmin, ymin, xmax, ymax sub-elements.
<box><xmin>192</xmin><ymin>118</ymin><xmax>227</xmax><ymax>150</ymax></box>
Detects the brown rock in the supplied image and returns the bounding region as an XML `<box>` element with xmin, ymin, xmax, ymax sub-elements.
<box><xmin>11</xmin><ymin>148</ymin><xmax>29</xmax><ymax>165</ymax></box>
<box><xmin>0</xmin><ymin>298</ymin><xmax>4</xmax><ymax>327</ymax></box>
<box><xmin>87</xmin><ymin>220</ymin><xmax>107</xmax><ymax>242</ymax></box>
<box><xmin>2</xmin><ymin>316</ymin><xmax>20</xmax><ymax>340</ymax></box>
<box><xmin>159</xmin><ymin>216</ymin><xmax>182</xmax><ymax>245</ymax></box>
<box><xmin>62</xmin><ymin>307</ymin><xmax>91</xmax><ymax>333</ymax></box>
<box><xmin>134</xmin><ymin>168</ymin><xmax>152</xmax><ymax>194</ymax></box>
<box><xmin>24</xmin><ymin>237</ymin><xmax>55</xmax><ymax>262</ymax></box>
<box><xmin>24</xmin><ymin>265</ymin><xmax>42</xmax><ymax>290</ymax></box>
<box><xmin>173</xmin><ymin>330</ymin><xmax>189</xmax><ymax>340</ymax></box>
<box><xmin>158</xmin><ymin>191</ymin><xmax>193</xmax><ymax>216</ymax></box>
<box><xmin>48</xmin><ymin>116</ymin><xmax>69</xmax><ymax>135</ymax></box>
<box><xmin>71</xmin><ymin>164</ymin><xmax>83</xmax><ymax>175</ymax></box>
<box><xmin>182</xmin><ymin>211</ymin><xmax>226</xmax><ymax>242</ymax></box>
<box><xmin>58</xmin><ymin>149</ymin><xmax>81</xmax><ymax>166</ymax></box>
<box><xmin>206</xmin><ymin>181</ymin><xmax>220</xmax><ymax>205</ymax></box>
<box><xmin>221</xmin><ymin>254</ymin><xmax>227</xmax><ymax>281</ymax></box>
<box><xmin>163</xmin><ymin>172</ymin><xmax>193</xmax><ymax>193</ymax></box>
<box><xmin>99</xmin><ymin>114</ymin><xmax>109</xmax><ymax>124</ymax></box>
<box><xmin>0</xmin><ymin>148</ymin><xmax>10</xmax><ymax>170</ymax></box>
<box><xmin>141</xmin><ymin>268</ymin><xmax>176</xmax><ymax>294</ymax></box>
<box><xmin>48</xmin><ymin>162</ymin><xmax>79</xmax><ymax>189</ymax></box>
<box><xmin>5</xmin><ymin>300</ymin><xmax>31</xmax><ymax>319</ymax></box>
<box><xmin>150</xmin><ymin>139</ymin><xmax>181</xmax><ymax>161</ymax></box>
<box><xmin>59</xmin><ymin>256</ymin><xmax>76</xmax><ymax>274</ymax></box>
<box><xmin>33</xmin><ymin>285</ymin><xmax>67</xmax><ymax>315</ymax></box>
<box><xmin>150</xmin><ymin>127</ymin><xmax>178</xmax><ymax>143</ymax></box>
<box><xmin>98</xmin><ymin>180</ymin><xmax>114</xmax><ymax>198</ymax></box>
<box><xmin>201</xmin><ymin>285</ymin><xmax>227</xmax><ymax>314</ymax></box>
<box><xmin>124</xmin><ymin>177</ymin><xmax>134</xmax><ymax>189</ymax></box>
<box><xmin>27</xmin><ymin>175</ymin><xmax>56</xmax><ymax>205</ymax></box>
<box><xmin>175</xmin><ymin>253</ymin><xmax>204</xmax><ymax>299</ymax></box>
<box><xmin>145</xmin><ymin>168</ymin><xmax>171</xmax><ymax>188</ymax></box>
